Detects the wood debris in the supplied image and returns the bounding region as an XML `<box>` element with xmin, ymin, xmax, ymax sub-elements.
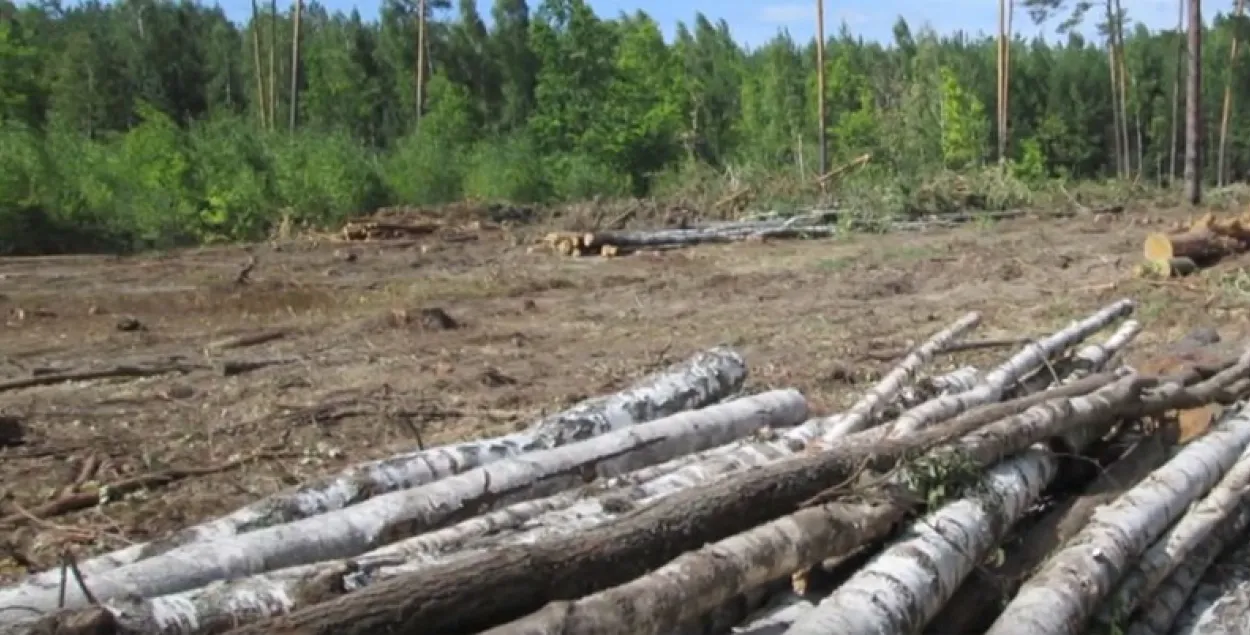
<box><xmin>7</xmin><ymin>300</ymin><xmax>1250</xmax><ymax>635</ymax></box>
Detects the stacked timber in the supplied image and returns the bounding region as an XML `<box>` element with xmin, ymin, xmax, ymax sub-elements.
<box><xmin>1140</xmin><ymin>211</ymin><xmax>1250</xmax><ymax>278</ymax></box>
<box><xmin>6</xmin><ymin>300</ymin><xmax>1250</xmax><ymax>635</ymax></box>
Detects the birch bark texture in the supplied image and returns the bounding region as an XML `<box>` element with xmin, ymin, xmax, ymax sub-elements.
<box><xmin>0</xmin><ymin>383</ymin><xmax>789</xmax><ymax>622</ymax></box>
<box><xmin>985</xmin><ymin>402</ymin><xmax>1250</xmax><ymax>635</ymax></box>
<box><xmin>1</xmin><ymin>346</ymin><xmax>747</xmax><ymax>600</ymax></box>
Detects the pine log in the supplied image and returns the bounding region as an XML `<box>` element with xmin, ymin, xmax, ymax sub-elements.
<box><xmin>0</xmin><ymin>380</ymin><xmax>778</xmax><ymax>623</ymax></box>
<box><xmin>0</xmin><ymin>347</ymin><xmax>746</xmax><ymax>607</ymax></box>
<box><xmin>1095</xmin><ymin>440</ymin><xmax>1250</xmax><ymax>628</ymax></box>
<box><xmin>1122</xmin><ymin>506</ymin><xmax>1250</xmax><ymax>635</ymax></box>
<box><xmin>228</xmin><ymin>374</ymin><xmax>1151</xmax><ymax>635</ymax></box>
<box><xmin>887</xmin><ymin>299</ymin><xmax>1135</xmax><ymax>436</ymax></box>
<box><xmin>1164</xmin><ymin>531</ymin><xmax>1250</xmax><ymax>635</ymax></box>
<box><xmin>983</xmin><ymin>400</ymin><xmax>1250</xmax><ymax>635</ymax></box>
<box><xmin>1142</xmin><ymin>228</ymin><xmax>1232</xmax><ymax>265</ymax></box>
<box><xmin>782</xmin><ymin>450</ymin><xmax>1057</xmax><ymax>635</ymax></box>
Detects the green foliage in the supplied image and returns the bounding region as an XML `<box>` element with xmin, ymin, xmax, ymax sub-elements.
<box><xmin>0</xmin><ymin>0</ymin><xmax>1245</xmax><ymax>254</ymax></box>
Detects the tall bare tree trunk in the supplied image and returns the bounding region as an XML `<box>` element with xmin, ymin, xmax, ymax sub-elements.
<box><xmin>288</xmin><ymin>0</ymin><xmax>302</xmax><ymax>132</ymax></box>
<box><xmin>267</xmin><ymin>0</ymin><xmax>277</xmax><ymax>130</ymax></box>
<box><xmin>415</xmin><ymin>0</ymin><xmax>427</xmax><ymax>127</ymax></box>
<box><xmin>250</xmin><ymin>0</ymin><xmax>266</xmax><ymax>128</ymax></box>
<box><xmin>815</xmin><ymin>0</ymin><xmax>827</xmax><ymax>178</ymax></box>
<box><xmin>1114</xmin><ymin>0</ymin><xmax>1132</xmax><ymax>176</ymax></box>
<box><xmin>1217</xmin><ymin>0</ymin><xmax>1245</xmax><ymax>186</ymax></box>
<box><xmin>1185</xmin><ymin>0</ymin><xmax>1203</xmax><ymax>204</ymax></box>
<box><xmin>1106</xmin><ymin>0</ymin><xmax>1125</xmax><ymax>178</ymax></box>
<box><xmin>1170</xmin><ymin>0</ymin><xmax>1185</xmax><ymax>182</ymax></box>
<box><xmin>997</xmin><ymin>0</ymin><xmax>1008</xmax><ymax>165</ymax></box>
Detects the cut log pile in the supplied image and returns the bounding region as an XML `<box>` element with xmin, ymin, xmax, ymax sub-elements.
<box><xmin>1139</xmin><ymin>211</ymin><xmax>1250</xmax><ymax>278</ymax></box>
<box><xmin>8</xmin><ymin>300</ymin><xmax>1250</xmax><ymax>635</ymax></box>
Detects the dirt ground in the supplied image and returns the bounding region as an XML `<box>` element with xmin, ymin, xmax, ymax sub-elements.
<box><xmin>1</xmin><ymin>204</ymin><xmax>1248</xmax><ymax>582</ymax></box>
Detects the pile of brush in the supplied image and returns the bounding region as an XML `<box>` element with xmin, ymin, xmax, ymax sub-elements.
<box><xmin>3</xmin><ymin>298</ymin><xmax>1250</xmax><ymax>635</ymax></box>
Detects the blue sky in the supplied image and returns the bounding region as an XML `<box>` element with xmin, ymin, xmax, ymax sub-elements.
<box><xmin>210</xmin><ymin>0</ymin><xmax>1189</xmax><ymax>47</ymax></box>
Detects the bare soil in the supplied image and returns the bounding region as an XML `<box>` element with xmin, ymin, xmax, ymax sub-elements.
<box><xmin>1</xmin><ymin>204</ymin><xmax>1247</xmax><ymax>581</ymax></box>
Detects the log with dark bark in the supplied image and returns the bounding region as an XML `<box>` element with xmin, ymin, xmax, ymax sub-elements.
<box><xmin>221</xmin><ymin>373</ymin><xmax>1156</xmax><ymax>635</ymax></box>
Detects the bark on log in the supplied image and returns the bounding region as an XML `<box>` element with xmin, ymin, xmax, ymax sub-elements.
<box><xmin>888</xmin><ymin>299</ymin><xmax>1135</xmax><ymax>436</ymax></box>
<box><xmin>983</xmin><ymin>401</ymin><xmax>1250</xmax><ymax>635</ymax></box>
<box><xmin>581</xmin><ymin>225</ymin><xmax>839</xmax><ymax>250</ymax></box>
<box><xmin>1165</xmin><ymin>532</ymin><xmax>1250</xmax><ymax>635</ymax></box>
<box><xmin>818</xmin><ymin>312</ymin><xmax>981</xmax><ymax>437</ymax></box>
<box><xmin>0</xmin><ymin>347</ymin><xmax>746</xmax><ymax>608</ymax></box>
<box><xmin>1143</xmin><ymin>228</ymin><xmax>1234</xmax><ymax>265</ymax></box>
<box><xmin>732</xmin><ymin>594</ymin><xmax>817</xmax><ymax>635</ymax></box>
<box><xmin>1123</xmin><ymin>505</ymin><xmax>1250</xmax><ymax>635</ymax></box>
<box><xmin>1096</xmin><ymin>439</ymin><xmax>1250</xmax><ymax>628</ymax></box>
<box><xmin>782</xmin><ymin>450</ymin><xmax>1057</xmax><ymax>635</ymax></box>
<box><xmin>13</xmin><ymin>449</ymin><xmax>711</xmax><ymax>635</ymax></box>
<box><xmin>234</xmin><ymin>374</ymin><xmax>1149</xmax><ymax>635</ymax></box>
<box><xmin>894</xmin><ymin>366</ymin><xmax>981</xmax><ymax>411</ymax></box>
<box><xmin>475</xmin><ymin>378</ymin><xmax>1143</xmax><ymax>635</ymax></box>
<box><xmin>929</xmin><ymin>431</ymin><xmax>1172</xmax><ymax>634</ymax></box>
<box><xmin>0</xmin><ymin>381</ymin><xmax>781</xmax><ymax>623</ymax></box>
<box><xmin>436</xmin><ymin>315</ymin><xmax>981</xmax><ymax>560</ymax></box>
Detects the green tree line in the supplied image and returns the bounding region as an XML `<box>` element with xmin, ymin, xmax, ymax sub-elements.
<box><xmin>0</xmin><ymin>0</ymin><xmax>1246</xmax><ymax>254</ymax></box>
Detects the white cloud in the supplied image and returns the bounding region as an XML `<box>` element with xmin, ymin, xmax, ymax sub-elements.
<box><xmin>757</xmin><ymin>3</ymin><xmax>810</xmax><ymax>24</ymax></box>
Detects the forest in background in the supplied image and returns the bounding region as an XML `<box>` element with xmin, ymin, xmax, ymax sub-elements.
<box><xmin>0</xmin><ymin>0</ymin><xmax>1245</xmax><ymax>254</ymax></box>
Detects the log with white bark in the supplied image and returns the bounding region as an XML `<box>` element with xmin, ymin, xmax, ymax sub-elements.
<box><xmin>10</xmin><ymin>448</ymin><xmax>719</xmax><ymax>635</ymax></box>
<box><xmin>582</xmin><ymin>225</ymin><xmax>839</xmax><ymax>250</ymax></box>
<box><xmin>983</xmin><ymin>399</ymin><xmax>1250</xmax><ymax>635</ymax></box>
<box><xmin>474</xmin><ymin>376</ymin><xmax>1146</xmax><ymax>635</ymax></box>
<box><xmin>0</xmin><ymin>347</ymin><xmax>747</xmax><ymax>597</ymax></box>
<box><xmin>1163</xmin><ymin>529</ymin><xmax>1250</xmax><ymax>635</ymax></box>
<box><xmin>0</xmin><ymin>387</ymin><xmax>795</xmax><ymax>624</ymax></box>
<box><xmin>372</xmin><ymin>369</ymin><xmax>1122</xmax><ymax>582</ymax></box>
<box><xmin>1122</xmin><ymin>505</ymin><xmax>1250</xmax><ymax>635</ymax></box>
<box><xmin>887</xmin><ymin>299</ymin><xmax>1136</xmax><ymax>436</ymax></box>
<box><xmin>931</xmin><ymin>431</ymin><xmax>1173</xmax><ymax>634</ymax></box>
<box><xmin>1095</xmin><ymin>439</ymin><xmax>1250</xmax><ymax>628</ymax></box>
<box><xmin>893</xmin><ymin>366</ymin><xmax>980</xmax><ymax>411</ymax></box>
<box><xmin>732</xmin><ymin>594</ymin><xmax>818</xmax><ymax>635</ymax></box>
<box><xmin>781</xmin><ymin>449</ymin><xmax>1057</xmax><ymax>635</ymax></box>
<box><xmin>448</xmin><ymin>314</ymin><xmax>981</xmax><ymax>555</ymax></box>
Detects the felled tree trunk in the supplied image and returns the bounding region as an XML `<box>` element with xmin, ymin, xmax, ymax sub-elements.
<box><xmin>782</xmin><ymin>450</ymin><xmax>1057</xmax><ymax>635</ymax></box>
<box><xmin>1123</xmin><ymin>505</ymin><xmax>1250</xmax><ymax>635</ymax></box>
<box><xmin>473</xmin><ymin>379</ymin><xmax>1143</xmax><ymax>635</ymax></box>
<box><xmin>0</xmin><ymin>386</ymin><xmax>791</xmax><ymax>622</ymax></box>
<box><xmin>1165</xmin><ymin>533</ymin><xmax>1250</xmax><ymax>635</ymax></box>
<box><xmin>235</xmin><ymin>376</ymin><xmax>1149</xmax><ymax>635</ymax></box>
<box><xmin>1095</xmin><ymin>440</ymin><xmax>1250</xmax><ymax>627</ymax></box>
<box><xmin>930</xmin><ymin>431</ymin><xmax>1171</xmax><ymax>634</ymax></box>
<box><xmin>0</xmin><ymin>347</ymin><xmax>747</xmax><ymax>611</ymax></box>
<box><xmin>16</xmin><ymin>444</ymin><xmax>722</xmax><ymax>635</ymax></box>
<box><xmin>888</xmin><ymin>299</ymin><xmax>1135</xmax><ymax>436</ymax></box>
<box><xmin>582</xmin><ymin>225</ymin><xmax>839</xmax><ymax>250</ymax></box>
<box><xmin>984</xmin><ymin>403</ymin><xmax>1250</xmax><ymax>635</ymax></box>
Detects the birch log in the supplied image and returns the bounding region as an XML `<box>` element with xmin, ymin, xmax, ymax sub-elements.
<box><xmin>0</xmin><ymin>388</ymin><xmax>795</xmax><ymax>622</ymax></box>
<box><xmin>888</xmin><ymin>299</ymin><xmax>1135</xmax><ymax>436</ymax></box>
<box><xmin>476</xmin><ymin>378</ymin><xmax>1144</xmax><ymax>635</ymax></box>
<box><xmin>374</xmin><ymin>369</ymin><xmax>1121</xmax><ymax>581</ymax></box>
<box><xmin>0</xmin><ymin>347</ymin><xmax>746</xmax><ymax>596</ymax></box>
<box><xmin>1096</xmin><ymin>439</ymin><xmax>1250</xmax><ymax>627</ymax></box>
<box><xmin>983</xmin><ymin>401</ymin><xmax>1250</xmax><ymax>635</ymax></box>
<box><xmin>17</xmin><ymin>447</ymin><xmax>721</xmax><ymax>635</ymax></box>
<box><xmin>1123</xmin><ymin>505</ymin><xmax>1250</xmax><ymax>635</ymax></box>
<box><xmin>782</xmin><ymin>450</ymin><xmax>1057</xmax><ymax>635</ymax></box>
<box><xmin>455</xmin><ymin>314</ymin><xmax>981</xmax><ymax>555</ymax></box>
<box><xmin>733</xmin><ymin>595</ymin><xmax>819</xmax><ymax>635</ymax></box>
<box><xmin>1165</xmin><ymin>533</ymin><xmax>1250</xmax><ymax>635</ymax></box>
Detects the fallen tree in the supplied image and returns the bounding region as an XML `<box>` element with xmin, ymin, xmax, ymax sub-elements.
<box><xmin>984</xmin><ymin>389</ymin><xmax>1250</xmax><ymax>635</ymax></box>
<box><xmin>227</xmin><ymin>373</ymin><xmax>1157</xmax><ymax>635</ymax></box>
<box><xmin>0</xmin><ymin>385</ymin><xmax>795</xmax><ymax>619</ymax></box>
<box><xmin>0</xmin><ymin>346</ymin><xmax>747</xmax><ymax>610</ymax></box>
<box><xmin>1162</xmin><ymin>533</ymin><xmax>1250</xmax><ymax>635</ymax></box>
